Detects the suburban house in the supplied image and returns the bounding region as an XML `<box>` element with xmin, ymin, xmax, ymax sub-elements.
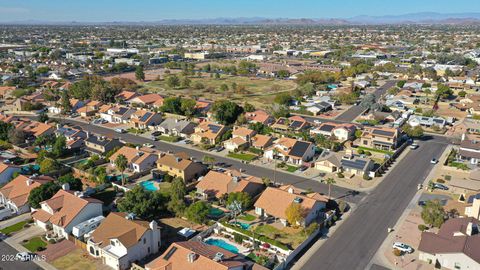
<box><xmin>340</xmin><ymin>154</ymin><xmax>375</xmax><ymax>177</ymax></box>
<box><xmin>251</xmin><ymin>134</ymin><xmax>274</xmax><ymax>150</ymax></box>
<box><xmin>254</xmin><ymin>185</ymin><xmax>328</xmax><ymax>227</ymax></box>
<box><xmin>457</xmin><ymin>139</ymin><xmax>480</xmax><ymax>165</ymax></box>
<box><xmin>452</xmin><ymin>94</ymin><xmax>480</xmax><ymax>115</ymax></box>
<box><xmin>191</xmin><ymin>121</ymin><xmax>227</xmax><ymax>145</ymax></box>
<box><xmin>87</xmin><ymin>212</ymin><xmax>161</xmax><ymax>270</ymax></box>
<box><xmin>56</xmin><ymin>125</ymin><xmax>88</xmax><ymax>150</ymax></box>
<box><xmin>305</xmin><ymin>101</ymin><xmax>333</xmax><ymax>115</ymax></box>
<box><xmin>359</xmin><ymin>126</ymin><xmax>400</xmax><ymax>151</ymax></box>
<box><xmin>7</xmin><ymin>117</ymin><xmax>55</xmax><ymax>140</ymax></box>
<box><xmin>78</xmin><ymin>100</ymin><xmax>103</xmax><ymax>118</ymax></box>
<box><xmin>418</xmin><ymin>217</ymin><xmax>480</xmax><ymax>270</ymax></box>
<box><xmin>115</xmin><ymin>91</ymin><xmax>140</xmax><ymax>103</ymax></box>
<box><xmin>223</xmin><ymin>126</ymin><xmax>256</xmax><ymax>151</ymax></box>
<box><xmin>408</xmin><ymin>115</ymin><xmax>447</xmax><ymax>129</ymax></box>
<box><xmin>315</xmin><ymin>151</ymin><xmax>342</xmax><ymax>173</ymax></box>
<box><xmin>145</xmin><ymin>241</ymin><xmax>267</xmax><ymax>270</ymax></box>
<box><xmin>109</xmin><ymin>146</ymin><xmax>158</xmax><ymax>173</ymax></box>
<box><xmin>196</xmin><ymin>169</ymin><xmax>264</xmax><ymax>199</ymax></box>
<box><xmin>310</xmin><ymin>122</ymin><xmax>357</xmax><ymax>142</ymax></box>
<box><xmin>130</xmin><ymin>110</ymin><xmax>162</xmax><ymax>130</ymax></box>
<box><xmin>128</xmin><ymin>93</ymin><xmax>164</xmax><ymax>107</ymax></box>
<box><xmin>264</xmin><ymin>137</ymin><xmax>316</xmax><ymax>166</ymax></box>
<box><xmin>156</xmin><ymin>152</ymin><xmax>206</xmax><ymax>182</ymax></box>
<box><xmin>32</xmin><ymin>189</ymin><xmax>103</xmax><ymax>239</ymax></box>
<box><xmin>245</xmin><ymin>110</ymin><xmax>275</xmax><ymax>125</ymax></box>
<box><xmin>156</xmin><ymin>118</ymin><xmax>196</xmax><ymax>138</ymax></box>
<box><xmin>271</xmin><ymin>116</ymin><xmax>308</xmax><ymax>132</ymax></box>
<box><xmin>0</xmin><ymin>163</ymin><xmax>21</xmax><ymax>185</ymax></box>
<box><xmin>0</xmin><ymin>175</ymin><xmax>54</xmax><ymax>215</ymax></box>
<box><xmin>100</xmin><ymin>106</ymin><xmax>136</xmax><ymax>124</ymax></box>
<box><xmin>465</xmin><ymin>194</ymin><xmax>480</xmax><ymax>219</ymax></box>
<box><xmin>85</xmin><ymin>135</ymin><xmax>123</xmax><ymax>157</ymax></box>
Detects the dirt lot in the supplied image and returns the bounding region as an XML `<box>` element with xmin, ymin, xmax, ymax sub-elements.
<box><xmin>52</xmin><ymin>249</ymin><xmax>111</xmax><ymax>270</ymax></box>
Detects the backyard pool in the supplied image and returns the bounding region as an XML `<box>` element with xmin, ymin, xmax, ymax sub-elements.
<box><xmin>232</xmin><ymin>221</ymin><xmax>251</xmax><ymax>230</ymax></box>
<box><xmin>140</xmin><ymin>180</ymin><xmax>159</xmax><ymax>191</ymax></box>
<box><xmin>205</xmin><ymin>238</ymin><xmax>239</xmax><ymax>254</ymax></box>
<box><xmin>208</xmin><ymin>207</ymin><xmax>225</xmax><ymax>218</ymax></box>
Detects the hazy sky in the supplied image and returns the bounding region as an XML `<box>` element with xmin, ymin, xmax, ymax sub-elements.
<box><xmin>0</xmin><ymin>0</ymin><xmax>479</xmax><ymax>22</ymax></box>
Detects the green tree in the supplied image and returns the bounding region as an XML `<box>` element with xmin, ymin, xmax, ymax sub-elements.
<box><xmin>39</xmin><ymin>158</ymin><xmax>59</xmax><ymax>174</ymax></box>
<box><xmin>28</xmin><ymin>182</ymin><xmax>60</xmax><ymax>209</ymax></box>
<box><xmin>60</xmin><ymin>91</ymin><xmax>72</xmax><ymax>113</ymax></box>
<box><xmin>52</xmin><ymin>135</ymin><xmax>67</xmax><ymax>158</ymax></box>
<box><xmin>324</xmin><ymin>177</ymin><xmax>336</xmax><ymax>199</ymax></box>
<box><xmin>421</xmin><ymin>200</ymin><xmax>446</xmax><ymax>228</ymax></box>
<box><xmin>8</xmin><ymin>128</ymin><xmax>26</xmax><ymax>145</ymax></box>
<box><xmin>58</xmin><ymin>173</ymin><xmax>83</xmax><ymax>191</ymax></box>
<box><xmin>166</xmin><ymin>75</ymin><xmax>180</xmax><ymax>88</ymax></box>
<box><xmin>167</xmin><ymin>177</ymin><xmax>187</xmax><ymax>216</ymax></box>
<box><xmin>277</xmin><ymin>70</ymin><xmax>290</xmax><ymax>78</ymax></box>
<box><xmin>202</xmin><ymin>155</ymin><xmax>216</xmax><ymax>168</ymax></box>
<box><xmin>403</xmin><ymin>124</ymin><xmax>424</xmax><ymax>138</ymax></box>
<box><xmin>186</xmin><ymin>201</ymin><xmax>210</xmax><ymax>224</ymax></box>
<box><xmin>274</xmin><ymin>93</ymin><xmax>293</xmax><ymax>105</ymax></box>
<box><xmin>115</xmin><ymin>154</ymin><xmax>128</xmax><ymax>186</ymax></box>
<box><xmin>220</xmin><ymin>84</ymin><xmax>229</xmax><ymax>92</ymax></box>
<box><xmin>226</xmin><ymin>192</ymin><xmax>252</xmax><ymax>210</ymax></box>
<box><xmin>181</xmin><ymin>77</ymin><xmax>191</xmax><ymax>88</ymax></box>
<box><xmin>180</xmin><ymin>98</ymin><xmax>197</xmax><ymax>118</ymax></box>
<box><xmin>244</xmin><ymin>102</ymin><xmax>255</xmax><ymax>112</ymax></box>
<box><xmin>212</xmin><ymin>100</ymin><xmax>244</xmax><ymax>125</ymax></box>
<box><xmin>117</xmin><ymin>186</ymin><xmax>167</xmax><ymax>220</ymax></box>
<box><xmin>135</xmin><ymin>65</ymin><xmax>145</xmax><ymax>81</ymax></box>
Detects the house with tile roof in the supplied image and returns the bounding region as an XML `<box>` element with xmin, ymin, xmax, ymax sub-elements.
<box><xmin>156</xmin><ymin>118</ymin><xmax>196</xmax><ymax>138</ymax></box>
<box><xmin>156</xmin><ymin>152</ymin><xmax>206</xmax><ymax>182</ymax></box>
<box><xmin>196</xmin><ymin>169</ymin><xmax>264</xmax><ymax>199</ymax></box>
<box><xmin>251</xmin><ymin>134</ymin><xmax>274</xmax><ymax>150</ymax></box>
<box><xmin>264</xmin><ymin>137</ymin><xmax>315</xmax><ymax>166</ymax></box>
<box><xmin>191</xmin><ymin>121</ymin><xmax>227</xmax><ymax>145</ymax></box>
<box><xmin>128</xmin><ymin>93</ymin><xmax>164</xmax><ymax>107</ymax></box>
<box><xmin>145</xmin><ymin>241</ymin><xmax>267</xmax><ymax>270</ymax></box>
<box><xmin>0</xmin><ymin>163</ymin><xmax>21</xmax><ymax>185</ymax></box>
<box><xmin>254</xmin><ymin>185</ymin><xmax>328</xmax><ymax>227</ymax></box>
<box><xmin>129</xmin><ymin>109</ymin><xmax>162</xmax><ymax>130</ymax></box>
<box><xmin>32</xmin><ymin>189</ymin><xmax>103</xmax><ymax>239</ymax></box>
<box><xmin>85</xmin><ymin>134</ymin><xmax>123</xmax><ymax>157</ymax></box>
<box><xmin>100</xmin><ymin>106</ymin><xmax>136</xmax><ymax>124</ymax></box>
<box><xmin>109</xmin><ymin>146</ymin><xmax>158</xmax><ymax>173</ymax></box>
<box><xmin>310</xmin><ymin>122</ymin><xmax>357</xmax><ymax>142</ymax></box>
<box><xmin>115</xmin><ymin>91</ymin><xmax>140</xmax><ymax>102</ymax></box>
<box><xmin>86</xmin><ymin>212</ymin><xmax>161</xmax><ymax>270</ymax></box>
<box><xmin>359</xmin><ymin>126</ymin><xmax>400</xmax><ymax>151</ymax></box>
<box><xmin>245</xmin><ymin>110</ymin><xmax>274</xmax><ymax>125</ymax></box>
<box><xmin>223</xmin><ymin>126</ymin><xmax>256</xmax><ymax>151</ymax></box>
<box><xmin>0</xmin><ymin>175</ymin><xmax>54</xmax><ymax>215</ymax></box>
<box><xmin>418</xmin><ymin>217</ymin><xmax>480</xmax><ymax>270</ymax></box>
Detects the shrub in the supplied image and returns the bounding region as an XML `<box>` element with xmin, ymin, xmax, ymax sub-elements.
<box><xmin>48</xmin><ymin>239</ymin><xmax>56</xmax><ymax>244</ymax></box>
<box><xmin>337</xmin><ymin>172</ymin><xmax>344</xmax><ymax>178</ymax></box>
<box><xmin>363</xmin><ymin>174</ymin><xmax>371</xmax><ymax>180</ymax></box>
<box><xmin>233</xmin><ymin>233</ymin><xmax>244</xmax><ymax>244</ymax></box>
<box><xmin>393</xmin><ymin>249</ymin><xmax>402</xmax><ymax>256</ymax></box>
<box><xmin>37</xmin><ymin>246</ymin><xmax>46</xmax><ymax>252</ymax></box>
<box><xmin>436</xmin><ymin>179</ymin><xmax>445</xmax><ymax>184</ymax></box>
<box><xmin>418</xmin><ymin>224</ymin><xmax>428</xmax><ymax>231</ymax></box>
<box><xmin>338</xmin><ymin>201</ymin><xmax>349</xmax><ymax>213</ymax></box>
<box><xmin>365</xmin><ymin>151</ymin><xmax>372</xmax><ymax>156</ymax></box>
<box><xmin>357</xmin><ymin>149</ymin><xmax>364</xmax><ymax>155</ymax></box>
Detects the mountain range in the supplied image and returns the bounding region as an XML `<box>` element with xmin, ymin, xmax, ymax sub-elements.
<box><xmin>4</xmin><ymin>12</ymin><xmax>480</xmax><ymax>25</ymax></box>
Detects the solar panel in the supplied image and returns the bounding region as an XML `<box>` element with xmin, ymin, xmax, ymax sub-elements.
<box><xmin>163</xmin><ymin>246</ymin><xmax>177</xmax><ymax>260</ymax></box>
<box><xmin>289</xmin><ymin>141</ymin><xmax>310</xmax><ymax>157</ymax></box>
<box><xmin>290</xmin><ymin>121</ymin><xmax>302</xmax><ymax>128</ymax></box>
<box><xmin>372</xmin><ymin>129</ymin><xmax>394</xmax><ymax>137</ymax></box>
<box><xmin>140</xmin><ymin>112</ymin><xmax>153</xmax><ymax>122</ymax></box>
<box><xmin>208</xmin><ymin>124</ymin><xmax>221</xmax><ymax>133</ymax></box>
<box><xmin>341</xmin><ymin>159</ymin><xmax>367</xmax><ymax>170</ymax></box>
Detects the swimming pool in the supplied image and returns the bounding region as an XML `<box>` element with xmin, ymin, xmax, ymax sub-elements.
<box><xmin>208</xmin><ymin>207</ymin><xmax>225</xmax><ymax>218</ymax></box>
<box><xmin>205</xmin><ymin>238</ymin><xmax>239</xmax><ymax>254</ymax></box>
<box><xmin>140</xmin><ymin>180</ymin><xmax>159</xmax><ymax>191</ymax></box>
<box><xmin>232</xmin><ymin>221</ymin><xmax>251</xmax><ymax>230</ymax></box>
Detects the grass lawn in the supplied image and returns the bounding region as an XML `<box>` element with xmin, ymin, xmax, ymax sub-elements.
<box><xmin>449</xmin><ymin>162</ymin><xmax>470</xmax><ymax>171</ymax></box>
<box><xmin>91</xmin><ymin>189</ymin><xmax>117</xmax><ymax>205</ymax></box>
<box><xmin>239</xmin><ymin>213</ymin><xmax>256</xmax><ymax>222</ymax></box>
<box><xmin>22</xmin><ymin>237</ymin><xmax>47</xmax><ymax>252</ymax></box>
<box><xmin>158</xmin><ymin>135</ymin><xmax>180</xmax><ymax>142</ymax></box>
<box><xmin>255</xmin><ymin>224</ymin><xmax>307</xmax><ymax>248</ymax></box>
<box><xmin>284</xmin><ymin>165</ymin><xmax>298</xmax><ymax>172</ymax></box>
<box><xmin>357</xmin><ymin>146</ymin><xmax>394</xmax><ymax>156</ymax></box>
<box><xmin>126</xmin><ymin>128</ymin><xmax>145</xmax><ymax>134</ymax></box>
<box><xmin>52</xmin><ymin>249</ymin><xmax>106</xmax><ymax>270</ymax></box>
<box><xmin>0</xmin><ymin>220</ymin><xmax>28</xmax><ymax>234</ymax></box>
<box><xmin>141</xmin><ymin>74</ymin><xmax>296</xmax><ymax>109</ymax></box>
<box><xmin>227</xmin><ymin>152</ymin><xmax>257</xmax><ymax>161</ymax></box>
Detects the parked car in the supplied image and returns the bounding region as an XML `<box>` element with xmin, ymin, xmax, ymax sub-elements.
<box><xmin>214</xmin><ymin>146</ymin><xmax>225</xmax><ymax>152</ymax></box>
<box><xmin>430</xmin><ymin>158</ymin><xmax>438</xmax><ymax>164</ymax></box>
<box><xmin>184</xmin><ymin>140</ymin><xmax>192</xmax><ymax>144</ymax></box>
<box><xmin>392</xmin><ymin>242</ymin><xmax>413</xmax><ymax>253</ymax></box>
<box><xmin>434</xmin><ymin>183</ymin><xmax>449</xmax><ymax>190</ymax></box>
<box><xmin>151</xmin><ymin>136</ymin><xmax>159</xmax><ymax>141</ymax></box>
<box><xmin>151</xmin><ymin>131</ymin><xmax>162</xmax><ymax>136</ymax></box>
<box><xmin>410</xmin><ymin>143</ymin><xmax>419</xmax><ymax>150</ymax></box>
<box><xmin>115</xmin><ymin>128</ymin><xmax>126</xmax><ymax>134</ymax></box>
<box><xmin>143</xmin><ymin>143</ymin><xmax>154</xmax><ymax>148</ymax></box>
<box><xmin>299</xmin><ymin>166</ymin><xmax>308</xmax><ymax>171</ymax></box>
<box><xmin>417</xmin><ymin>200</ymin><xmax>426</xmax><ymax>206</ymax></box>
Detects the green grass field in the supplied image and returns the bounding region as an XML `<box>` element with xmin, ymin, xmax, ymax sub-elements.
<box><xmin>227</xmin><ymin>152</ymin><xmax>257</xmax><ymax>161</ymax></box>
<box><xmin>357</xmin><ymin>146</ymin><xmax>394</xmax><ymax>156</ymax></box>
<box><xmin>0</xmin><ymin>220</ymin><xmax>28</xmax><ymax>234</ymax></box>
<box><xmin>22</xmin><ymin>237</ymin><xmax>47</xmax><ymax>252</ymax></box>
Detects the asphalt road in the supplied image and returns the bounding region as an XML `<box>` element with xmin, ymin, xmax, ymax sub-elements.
<box><xmin>0</xmin><ymin>242</ymin><xmax>42</xmax><ymax>270</ymax></box>
<box><xmin>297</xmin><ymin>137</ymin><xmax>448</xmax><ymax>270</ymax></box>
<box><xmin>298</xmin><ymin>80</ymin><xmax>397</xmax><ymax>124</ymax></box>
<box><xmin>58</xmin><ymin>118</ymin><xmax>364</xmax><ymax>204</ymax></box>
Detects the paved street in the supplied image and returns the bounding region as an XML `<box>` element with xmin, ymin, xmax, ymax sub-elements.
<box><xmin>293</xmin><ymin>137</ymin><xmax>448</xmax><ymax>270</ymax></box>
<box><xmin>58</xmin><ymin>118</ymin><xmax>364</xmax><ymax>204</ymax></box>
<box><xmin>0</xmin><ymin>241</ymin><xmax>42</xmax><ymax>270</ymax></box>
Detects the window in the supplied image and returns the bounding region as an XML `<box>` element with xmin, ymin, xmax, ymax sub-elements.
<box><xmin>143</xmin><ymin>238</ymin><xmax>146</xmax><ymax>244</ymax></box>
<box><xmin>148</xmin><ymin>247</ymin><xmax>151</xmax><ymax>254</ymax></box>
<box><xmin>163</xmin><ymin>247</ymin><xmax>177</xmax><ymax>260</ymax></box>
<box><xmin>454</xmin><ymin>262</ymin><xmax>461</xmax><ymax>269</ymax></box>
<box><xmin>89</xmin><ymin>247</ymin><xmax>95</xmax><ymax>255</ymax></box>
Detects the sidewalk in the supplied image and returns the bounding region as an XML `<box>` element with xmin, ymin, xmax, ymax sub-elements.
<box><xmin>0</xmin><ymin>213</ymin><xmax>31</xmax><ymax>230</ymax></box>
<box><xmin>4</xmin><ymin>226</ymin><xmax>57</xmax><ymax>270</ymax></box>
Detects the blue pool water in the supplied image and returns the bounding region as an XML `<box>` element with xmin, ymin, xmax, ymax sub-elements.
<box><xmin>140</xmin><ymin>180</ymin><xmax>158</xmax><ymax>191</ymax></box>
<box><xmin>232</xmin><ymin>221</ymin><xmax>251</xmax><ymax>230</ymax></box>
<box><xmin>205</xmin><ymin>238</ymin><xmax>239</xmax><ymax>254</ymax></box>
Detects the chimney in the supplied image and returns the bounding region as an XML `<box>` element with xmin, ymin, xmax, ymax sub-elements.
<box><xmin>136</xmin><ymin>146</ymin><xmax>140</xmax><ymax>151</ymax></box>
<box><xmin>462</xmin><ymin>133</ymin><xmax>466</xmax><ymax>141</ymax></box>
<box><xmin>187</xmin><ymin>252</ymin><xmax>198</xmax><ymax>263</ymax></box>
<box><xmin>288</xmin><ymin>187</ymin><xmax>294</xmax><ymax>194</ymax></box>
<box><xmin>466</xmin><ymin>222</ymin><xmax>474</xmax><ymax>236</ymax></box>
<box><xmin>26</xmin><ymin>178</ymin><xmax>33</xmax><ymax>186</ymax></box>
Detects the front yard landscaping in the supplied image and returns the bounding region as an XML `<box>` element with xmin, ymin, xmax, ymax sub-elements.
<box><xmin>23</xmin><ymin>236</ymin><xmax>47</xmax><ymax>252</ymax></box>
<box><xmin>0</xmin><ymin>220</ymin><xmax>29</xmax><ymax>234</ymax></box>
<box><xmin>227</xmin><ymin>152</ymin><xmax>257</xmax><ymax>161</ymax></box>
<box><xmin>254</xmin><ymin>224</ymin><xmax>308</xmax><ymax>249</ymax></box>
<box><xmin>357</xmin><ymin>146</ymin><xmax>394</xmax><ymax>156</ymax></box>
<box><xmin>158</xmin><ymin>135</ymin><xmax>181</xmax><ymax>142</ymax></box>
<box><xmin>52</xmin><ymin>249</ymin><xmax>108</xmax><ymax>270</ymax></box>
<box><xmin>238</xmin><ymin>213</ymin><xmax>256</xmax><ymax>222</ymax></box>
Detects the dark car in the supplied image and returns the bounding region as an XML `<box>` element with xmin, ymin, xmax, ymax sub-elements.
<box><xmin>151</xmin><ymin>131</ymin><xmax>162</xmax><ymax>136</ymax></box>
<box><xmin>418</xmin><ymin>200</ymin><xmax>426</xmax><ymax>206</ymax></box>
<box><xmin>434</xmin><ymin>183</ymin><xmax>449</xmax><ymax>190</ymax></box>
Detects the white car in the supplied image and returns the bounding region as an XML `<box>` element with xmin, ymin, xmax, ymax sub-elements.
<box><xmin>392</xmin><ymin>242</ymin><xmax>413</xmax><ymax>253</ymax></box>
<box><xmin>410</xmin><ymin>143</ymin><xmax>419</xmax><ymax>150</ymax></box>
<box><xmin>143</xmin><ymin>143</ymin><xmax>154</xmax><ymax>148</ymax></box>
<box><xmin>115</xmin><ymin>128</ymin><xmax>126</xmax><ymax>134</ymax></box>
<box><xmin>16</xmin><ymin>252</ymin><xmax>32</xmax><ymax>262</ymax></box>
<box><xmin>430</xmin><ymin>158</ymin><xmax>438</xmax><ymax>164</ymax></box>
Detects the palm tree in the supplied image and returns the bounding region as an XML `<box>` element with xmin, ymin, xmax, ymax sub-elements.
<box><xmin>202</xmin><ymin>155</ymin><xmax>215</xmax><ymax>168</ymax></box>
<box><xmin>325</xmin><ymin>177</ymin><xmax>336</xmax><ymax>199</ymax></box>
<box><xmin>115</xmin><ymin>154</ymin><xmax>128</xmax><ymax>186</ymax></box>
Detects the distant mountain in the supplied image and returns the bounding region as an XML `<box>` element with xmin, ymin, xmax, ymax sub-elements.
<box><xmin>3</xmin><ymin>12</ymin><xmax>480</xmax><ymax>25</ymax></box>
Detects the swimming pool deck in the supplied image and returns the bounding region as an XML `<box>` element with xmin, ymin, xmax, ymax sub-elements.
<box><xmin>204</xmin><ymin>236</ymin><xmax>250</xmax><ymax>255</ymax></box>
